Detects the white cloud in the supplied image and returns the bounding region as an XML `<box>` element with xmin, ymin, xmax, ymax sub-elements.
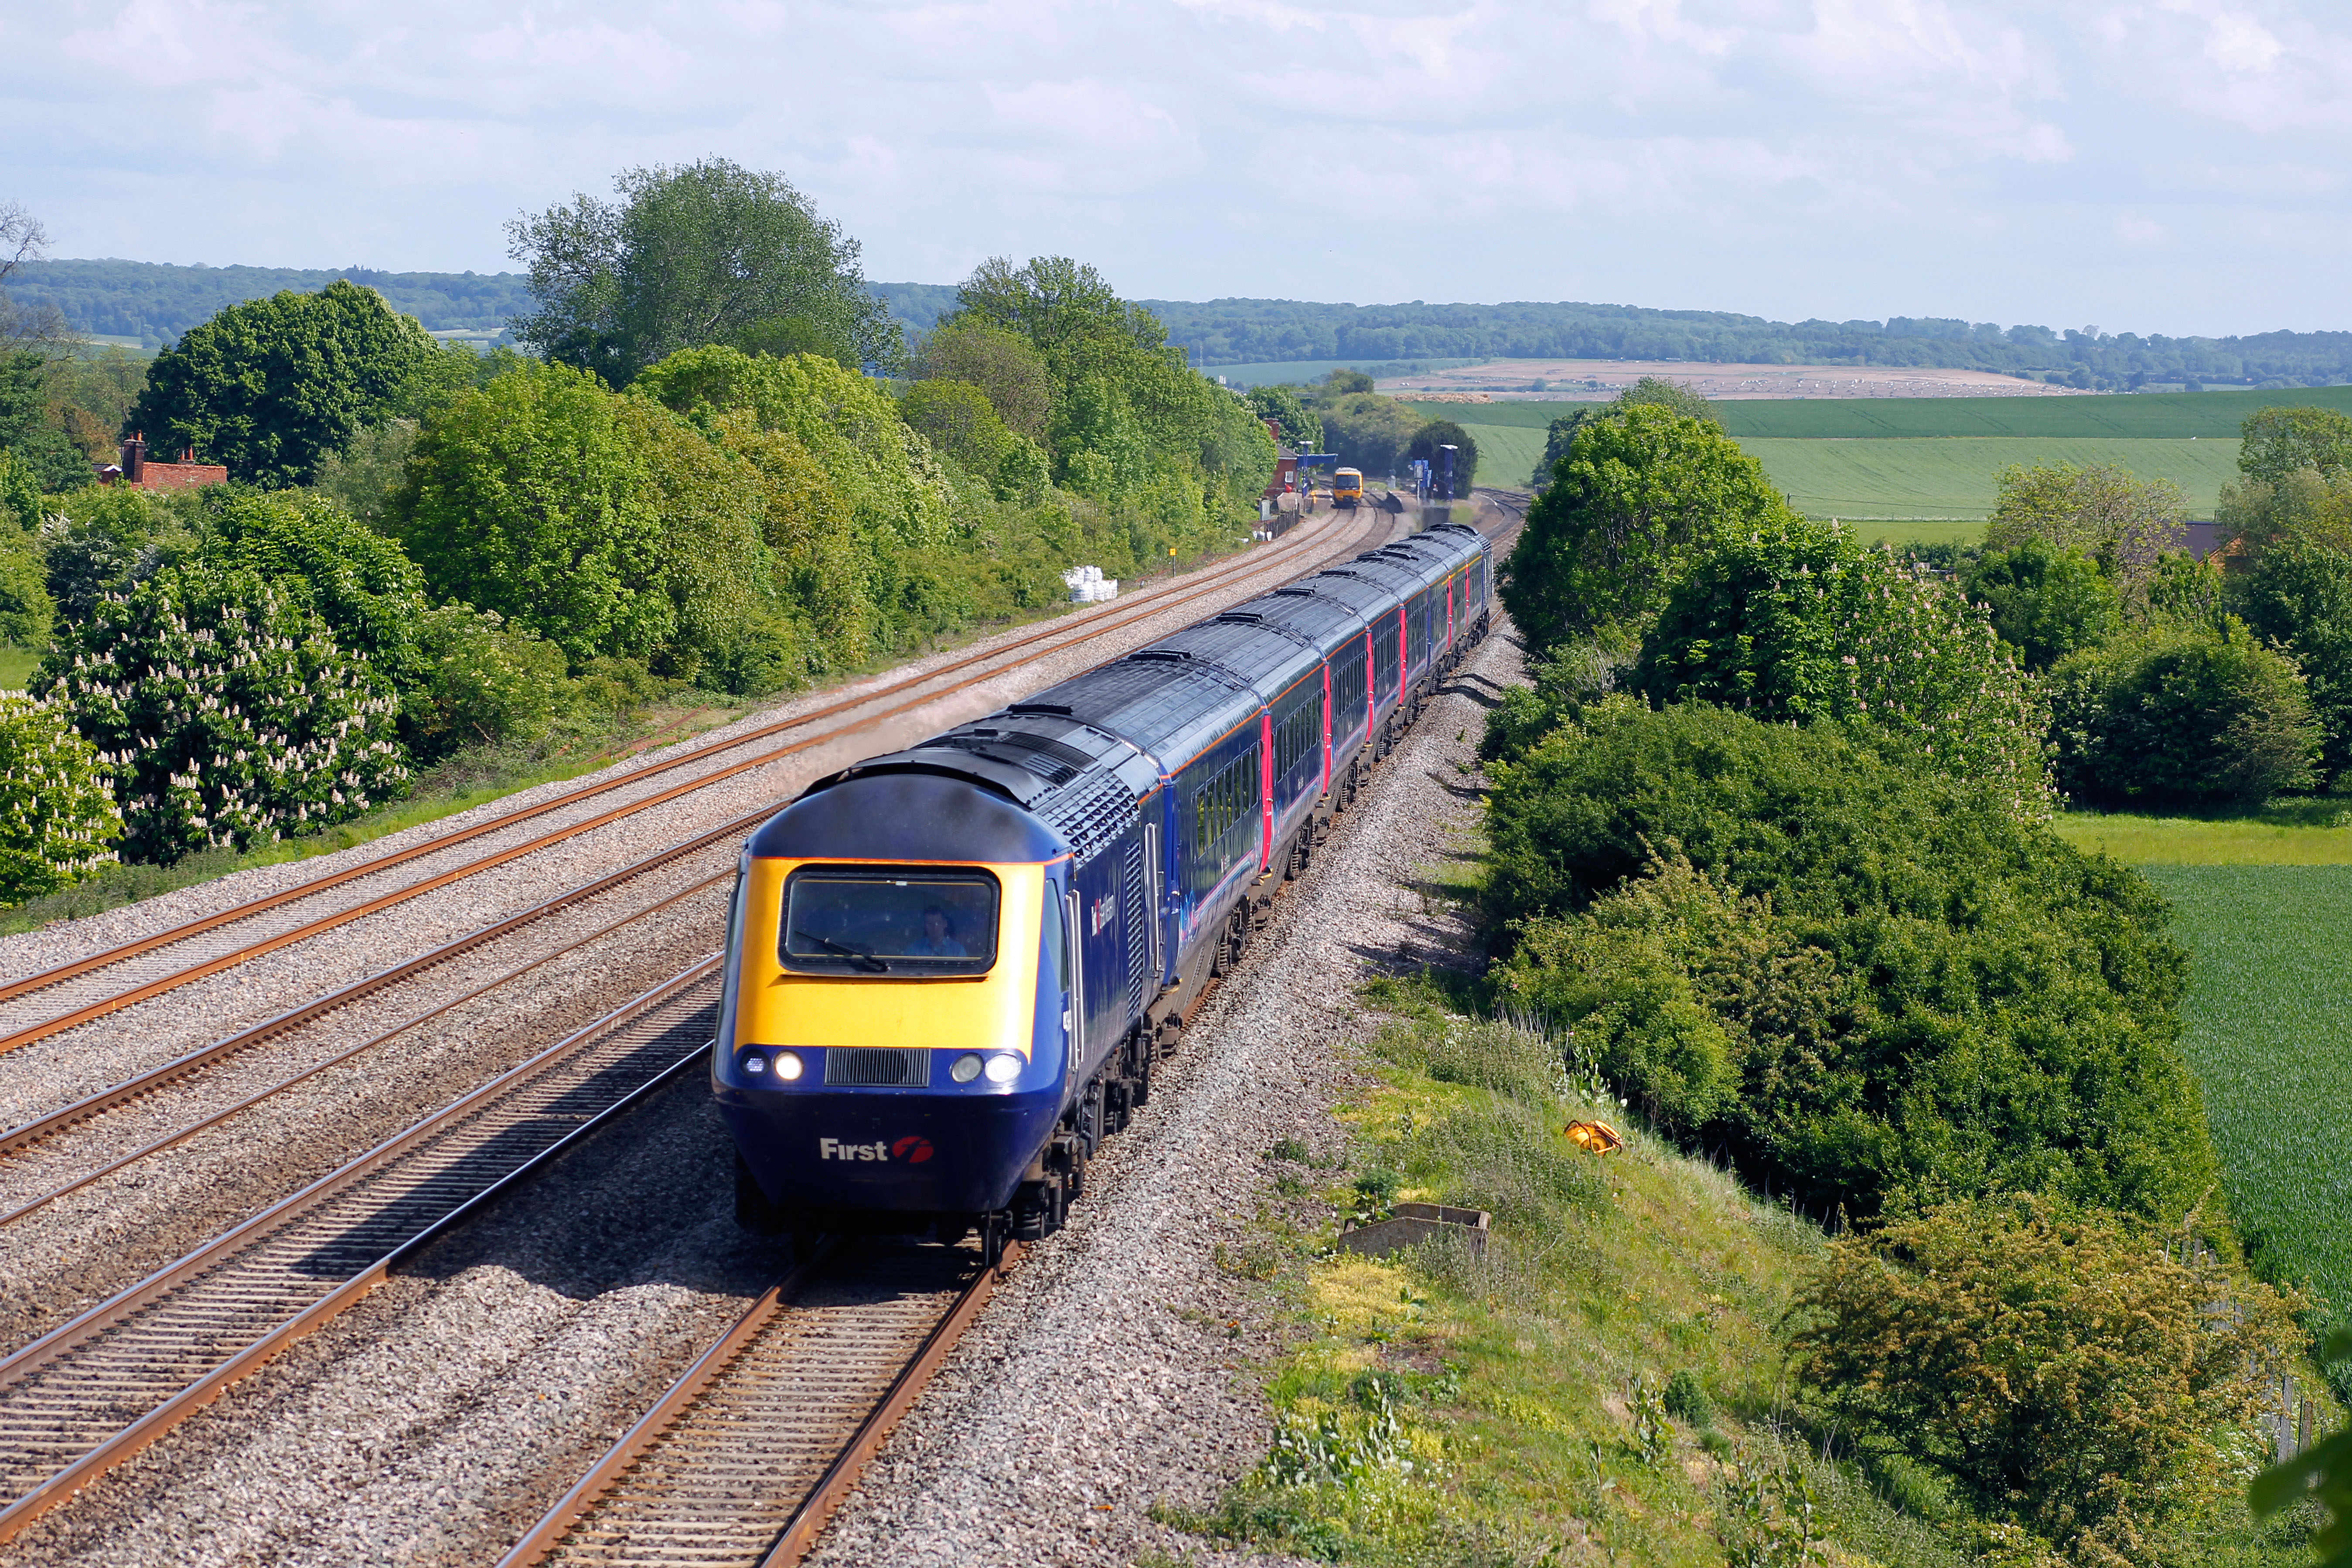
<box><xmin>0</xmin><ymin>0</ymin><xmax>2347</xmax><ymax>334</ymax></box>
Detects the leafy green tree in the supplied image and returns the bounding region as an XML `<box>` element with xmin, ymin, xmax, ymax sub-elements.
<box><xmin>0</xmin><ymin>448</ymin><xmax>41</xmax><ymax>533</ymax></box>
<box><xmin>1243</xmin><ymin>384</ymin><xmax>1319</xmax><ymax>450</ymax></box>
<box><xmin>938</xmin><ymin>257</ymin><xmax>1274</xmax><ymax>539</ymax></box>
<box><xmin>1633</xmin><ymin>518</ymin><xmax>2051</xmax><ymax>812</ymax></box>
<box><xmin>1533</xmin><ymin>378</ymin><xmax>1719</xmax><ymax>487</ymax></box>
<box><xmin>2240</xmin><ymin>405</ymin><xmax>2352</xmax><ymax>487</ymax></box>
<box><xmin>1792</xmin><ymin>1196</ymin><xmax>2304</xmax><ymax>1561</ymax></box>
<box><xmin>614</xmin><ymin>393</ymin><xmax>772</xmax><ymax>684</ymax></box>
<box><xmin>126</xmin><ymin>280</ymin><xmax>444</xmax><ymax>487</ymax></box>
<box><xmin>1406</xmin><ymin>420</ymin><xmax>1478</xmax><ymax>491</ymax></box>
<box><xmin>1502</xmin><ymin>404</ymin><xmax>1793</xmax><ymax>649</ymax></box>
<box><xmin>1963</xmin><ymin>537</ymin><xmax>2122</xmax><ymax>670</ymax></box>
<box><xmin>2236</xmin><ymin>535</ymin><xmax>2352</xmax><ymax>785</ymax></box>
<box><xmin>1317</xmin><ymin>390</ymin><xmax>1420</xmax><ymax>477</ymax></box>
<box><xmin>407</xmin><ymin>605</ymin><xmax>569</xmax><ymax>755</ymax></box>
<box><xmin>507</xmin><ymin>159</ymin><xmax>900</xmax><ymax>384</ymax></box>
<box><xmin>396</xmin><ymin>360</ymin><xmax>673</xmax><ymax>662</ymax></box>
<box><xmin>1985</xmin><ymin>460</ymin><xmax>2187</xmax><ymax>600</ymax></box>
<box><xmin>39</xmin><ymin>563</ymin><xmax>406</xmax><ymax>862</ymax></box>
<box><xmin>0</xmin><ymin>692</ymin><xmax>121</xmax><ymax>902</ymax></box>
<box><xmin>0</xmin><ymin>518</ymin><xmax>52</xmax><ymax>649</ymax></box>
<box><xmin>2216</xmin><ymin>464</ymin><xmax>2352</xmax><ymax>565</ymax></box>
<box><xmin>915</xmin><ymin>321</ymin><xmax>1050</xmax><ymax>440</ymax></box>
<box><xmin>41</xmin><ymin>484</ymin><xmax>191</xmax><ymax>623</ymax></box>
<box><xmin>2050</xmin><ymin>621</ymin><xmax>2321</xmax><ymax>806</ymax></box>
<box><xmin>1483</xmin><ymin>702</ymin><xmax>2214</xmax><ymax>1224</ymax></box>
<box><xmin>634</xmin><ymin>346</ymin><xmax>951</xmax><ymax>550</ymax></box>
<box><xmin>194</xmin><ymin>486</ymin><xmax>432</xmax><ymax>688</ymax></box>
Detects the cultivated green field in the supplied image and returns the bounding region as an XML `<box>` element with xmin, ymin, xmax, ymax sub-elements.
<box><xmin>1408</xmin><ymin>384</ymin><xmax>2352</xmax><ymax>438</ymax></box>
<box><xmin>1449</xmin><ymin>422</ymin><xmax>1547</xmax><ymax>491</ymax></box>
<box><xmin>1742</xmin><ymin>436</ymin><xmax>2243</xmax><ymax>519</ymax></box>
<box><xmin>2140</xmin><ymin>865</ymin><xmax>2352</xmax><ymax>1336</ymax></box>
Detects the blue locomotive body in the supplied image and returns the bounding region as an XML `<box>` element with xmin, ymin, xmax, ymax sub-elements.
<box><xmin>714</xmin><ymin>523</ymin><xmax>1492</xmax><ymax>1242</ymax></box>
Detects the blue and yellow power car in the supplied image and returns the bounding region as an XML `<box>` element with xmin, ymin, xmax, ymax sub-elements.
<box><xmin>713</xmin><ymin>522</ymin><xmax>1493</xmax><ymax>1256</ymax></box>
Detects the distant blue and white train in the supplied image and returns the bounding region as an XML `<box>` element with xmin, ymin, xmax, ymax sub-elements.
<box><xmin>713</xmin><ymin>521</ymin><xmax>1493</xmax><ymax>1252</ymax></box>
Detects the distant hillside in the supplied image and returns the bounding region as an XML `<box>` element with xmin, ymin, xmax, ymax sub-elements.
<box><xmin>0</xmin><ymin>259</ymin><xmax>532</xmax><ymax>345</ymax></box>
<box><xmin>1135</xmin><ymin>298</ymin><xmax>2352</xmax><ymax>392</ymax></box>
<box><xmin>22</xmin><ymin>261</ymin><xmax>2348</xmax><ymax>393</ymax></box>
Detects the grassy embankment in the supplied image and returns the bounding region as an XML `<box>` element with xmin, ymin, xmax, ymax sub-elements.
<box><xmin>1168</xmin><ymin>991</ymin><xmax>2311</xmax><ymax>1565</ymax></box>
<box><xmin>1418</xmin><ymin>385</ymin><xmax>2352</xmax><ymax>542</ymax></box>
<box><xmin>1161</xmin><ymin>997</ymin><xmax>1970</xmax><ymax>1567</ymax></box>
<box><xmin>2055</xmin><ymin>803</ymin><xmax>2352</xmax><ymax>1349</ymax></box>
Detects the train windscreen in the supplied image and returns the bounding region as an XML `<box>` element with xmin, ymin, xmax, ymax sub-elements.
<box><xmin>781</xmin><ymin>867</ymin><xmax>1000</xmax><ymax>975</ymax></box>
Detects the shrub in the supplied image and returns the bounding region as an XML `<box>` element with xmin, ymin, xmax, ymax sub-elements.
<box><xmin>1790</xmin><ymin>1196</ymin><xmax>2303</xmax><ymax>1559</ymax></box>
<box><xmin>2233</xmin><ymin>533</ymin><xmax>2352</xmax><ymax>787</ymax></box>
<box><xmin>38</xmin><ymin>564</ymin><xmax>407</xmax><ymax>862</ymax></box>
<box><xmin>195</xmin><ymin>485</ymin><xmax>432</xmax><ymax>687</ymax></box>
<box><xmin>397</xmin><ymin>360</ymin><xmax>675</xmax><ymax>663</ymax></box>
<box><xmin>1631</xmin><ymin>517</ymin><xmax>2052</xmax><ymax>814</ymax></box>
<box><xmin>1483</xmin><ymin>706</ymin><xmax>2214</xmax><ymax>1222</ymax></box>
<box><xmin>1501</xmin><ymin>404</ymin><xmax>1795</xmax><ymax>649</ymax></box>
<box><xmin>0</xmin><ymin>693</ymin><xmax>121</xmax><ymax>903</ymax></box>
<box><xmin>0</xmin><ymin>448</ymin><xmax>42</xmax><ymax>532</ymax></box>
<box><xmin>1962</xmin><ymin>537</ymin><xmax>2121</xmax><ymax>670</ymax></box>
<box><xmin>2050</xmin><ymin>622</ymin><xmax>2320</xmax><ymax>807</ymax></box>
<box><xmin>407</xmin><ymin>606</ymin><xmax>569</xmax><ymax>756</ymax></box>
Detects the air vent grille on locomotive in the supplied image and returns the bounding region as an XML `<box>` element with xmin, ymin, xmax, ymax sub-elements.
<box><xmin>823</xmin><ymin>1047</ymin><xmax>931</xmax><ymax>1087</ymax></box>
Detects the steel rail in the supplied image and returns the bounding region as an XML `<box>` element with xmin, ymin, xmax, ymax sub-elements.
<box><xmin>0</xmin><ymin>862</ymin><xmax>734</xmax><ymax>1229</ymax></box>
<box><xmin>0</xmin><ymin>958</ymin><xmax>726</xmax><ymax>1549</ymax></box>
<box><xmin>0</xmin><ymin>512</ymin><xmax>1386</xmax><ymax>1060</ymax></box>
<box><xmin>497</xmin><ymin>1240</ymin><xmax>1024</xmax><ymax>1568</ymax></box>
<box><xmin>0</xmin><ymin>519</ymin><xmax>1334</xmax><ymax>1012</ymax></box>
<box><xmin>494</xmin><ymin>507</ymin><xmax>1524</xmax><ymax>1568</ymax></box>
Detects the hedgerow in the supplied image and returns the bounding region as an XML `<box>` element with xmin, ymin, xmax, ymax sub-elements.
<box><xmin>1483</xmin><ymin>702</ymin><xmax>2212</xmax><ymax>1222</ymax></box>
<box><xmin>38</xmin><ymin>564</ymin><xmax>406</xmax><ymax>862</ymax></box>
<box><xmin>1630</xmin><ymin>516</ymin><xmax>2052</xmax><ymax>816</ymax></box>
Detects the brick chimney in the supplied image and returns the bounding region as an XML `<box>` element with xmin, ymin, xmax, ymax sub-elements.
<box><xmin>120</xmin><ymin>432</ymin><xmax>147</xmax><ymax>484</ymax></box>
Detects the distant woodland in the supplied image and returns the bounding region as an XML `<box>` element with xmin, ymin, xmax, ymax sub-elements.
<box><xmin>12</xmin><ymin>261</ymin><xmax>2352</xmax><ymax>392</ymax></box>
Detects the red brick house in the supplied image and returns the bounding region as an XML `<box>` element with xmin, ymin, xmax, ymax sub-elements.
<box><xmin>96</xmin><ymin>433</ymin><xmax>228</xmax><ymax>491</ymax></box>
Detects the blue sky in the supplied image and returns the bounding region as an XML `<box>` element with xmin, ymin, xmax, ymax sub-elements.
<box><xmin>5</xmin><ymin>0</ymin><xmax>2348</xmax><ymax>337</ymax></box>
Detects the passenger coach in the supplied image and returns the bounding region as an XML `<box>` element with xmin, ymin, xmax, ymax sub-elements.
<box><xmin>714</xmin><ymin>523</ymin><xmax>1492</xmax><ymax>1253</ymax></box>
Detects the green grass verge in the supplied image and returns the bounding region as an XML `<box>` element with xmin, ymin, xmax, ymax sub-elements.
<box><xmin>1409</xmin><ymin>385</ymin><xmax>2352</xmax><ymax>438</ymax></box>
<box><xmin>2051</xmin><ymin>798</ymin><xmax>2352</xmax><ymax>865</ymax></box>
<box><xmin>2141</xmin><ymin>866</ymin><xmax>2352</xmax><ymax>1352</ymax></box>
<box><xmin>1162</xmin><ymin>998</ymin><xmax>1968</xmax><ymax>1566</ymax></box>
<box><xmin>1738</xmin><ymin>436</ymin><xmax>2242</xmax><ymax>520</ymax></box>
<box><xmin>0</xmin><ymin>645</ymin><xmax>40</xmax><ymax>691</ymax></box>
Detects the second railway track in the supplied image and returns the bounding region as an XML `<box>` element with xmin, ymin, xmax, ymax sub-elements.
<box><xmin>0</xmin><ymin>498</ymin><xmax>1521</xmax><ymax>1563</ymax></box>
<box><xmin>0</xmin><ymin>509</ymin><xmax>1391</xmax><ymax>1064</ymax></box>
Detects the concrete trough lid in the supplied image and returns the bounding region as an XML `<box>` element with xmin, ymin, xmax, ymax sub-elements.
<box><xmin>1337</xmin><ymin>1202</ymin><xmax>1490</xmax><ymax>1258</ymax></box>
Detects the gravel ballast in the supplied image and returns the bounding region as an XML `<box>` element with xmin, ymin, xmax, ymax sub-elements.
<box><xmin>0</xmin><ymin>514</ymin><xmax>1515</xmax><ymax>1568</ymax></box>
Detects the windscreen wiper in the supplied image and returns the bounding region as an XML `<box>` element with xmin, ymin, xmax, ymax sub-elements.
<box><xmin>793</xmin><ymin>930</ymin><xmax>890</xmax><ymax>973</ymax></box>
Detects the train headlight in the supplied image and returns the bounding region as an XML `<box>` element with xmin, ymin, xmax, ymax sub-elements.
<box><xmin>771</xmin><ymin>1051</ymin><xmax>804</xmax><ymax>1082</ymax></box>
<box><xmin>743</xmin><ymin>1054</ymin><xmax>764</xmax><ymax>1074</ymax></box>
<box><xmin>950</xmin><ymin>1053</ymin><xmax>983</xmax><ymax>1084</ymax></box>
<box><xmin>984</xmin><ymin>1053</ymin><xmax>1022</xmax><ymax>1085</ymax></box>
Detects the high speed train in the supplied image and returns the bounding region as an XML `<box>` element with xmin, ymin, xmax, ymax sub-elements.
<box><xmin>713</xmin><ymin>521</ymin><xmax>1492</xmax><ymax>1255</ymax></box>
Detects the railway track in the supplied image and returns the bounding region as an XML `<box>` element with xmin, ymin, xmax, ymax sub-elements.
<box><xmin>484</xmin><ymin>502</ymin><xmax>1529</xmax><ymax>1568</ymax></box>
<box><xmin>0</xmin><ymin>508</ymin><xmax>1411</xmax><ymax>1225</ymax></box>
<box><xmin>0</xmin><ymin>959</ymin><xmax>724</xmax><ymax>1547</ymax></box>
<box><xmin>0</xmin><ymin>509</ymin><xmax>1386</xmax><ymax>1062</ymax></box>
<box><xmin>0</xmin><ymin>498</ymin><xmax>1513</xmax><ymax>1559</ymax></box>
